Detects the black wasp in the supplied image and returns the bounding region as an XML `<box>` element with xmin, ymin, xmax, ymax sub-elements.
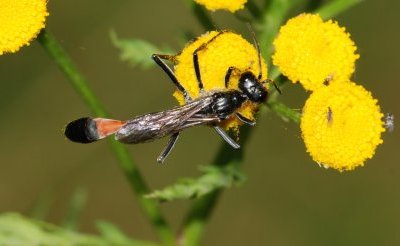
<box><xmin>65</xmin><ymin>30</ymin><xmax>275</xmax><ymax>163</ymax></box>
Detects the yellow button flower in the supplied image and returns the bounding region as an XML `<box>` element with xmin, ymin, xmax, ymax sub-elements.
<box><xmin>273</xmin><ymin>13</ymin><xmax>359</xmax><ymax>91</ymax></box>
<box><xmin>0</xmin><ymin>0</ymin><xmax>48</xmax><ymax>55</ymax></box>
<box><xmin>173</xmin><ymin>31</ymin><xmax>268</xmax><ymax>132</ymax></box>
<box><xmin>194</xmin><ymin>0</ymin><xmax>247</xmax><ymax>12</ymax></box>
<box><xmin>301</xmin><ymin>82</ymin><xmax>385</xmax><ymax>171</ymax></box>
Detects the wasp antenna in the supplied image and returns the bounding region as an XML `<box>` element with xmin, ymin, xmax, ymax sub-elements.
<box><xmin>246</xmin><ymin>23</ymin><xmax>262</xmax><ymax>80</ymax></box>
<box><xmin>65</xmin><ymin>117</ymin><xmax>125</xmax><ymax>144</ymax></box>
<box><xmin>263</xmin><ymin>79</ymin><xmax>282</xmax><ymax>94</ymax></box>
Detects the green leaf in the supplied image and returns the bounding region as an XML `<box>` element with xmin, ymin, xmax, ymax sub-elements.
<box><xmin>145</xmin><ymin>165</ymin><xmax>246</xmax><ymax>202</ymax></box>
<box><xmin>0</xmin><ymin>213</ymin><xmax>159</xmax><ymax>246</ymax></box>
<box><xmin>0</xmin><ymin>213</ymin><xmax>105</xmax><ymax>245</ymax></box>
<box><xmin>110</xmin><ymin>30</ymin><xmax>174</xmax><ymax>69</ymax></box>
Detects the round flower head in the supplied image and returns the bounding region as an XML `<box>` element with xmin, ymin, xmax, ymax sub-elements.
<box><xmin>301</xmin><ymin>82</ymin><xmax>385</xmax><ymax>171</ymax></box>
<box><xmin>273</xmin><ymin>13</ymin><xmax>359</xmax><ymax>91</ymax></box>
<box><xmin>194</xmin><ymin>0</ymin><xmax>247</xmax><ymax>12</ymax></box>
<box><xmin>173</xmin><ymin>31</ymin><xmax>268</xmax><ymax>132</ymax></box>
<box><xmin>0</xmin><ymin>0</ymin><xmax>48</xmax><ymax>55</ymax></box>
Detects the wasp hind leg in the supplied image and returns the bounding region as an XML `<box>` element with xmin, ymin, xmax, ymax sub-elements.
<box><xmin>152</xmin><ymin>54</ymin><xmax>191</xmax><ymax>101</ymax></box>
<box><xmin>157</xmin><ymin>132</ymin><xmax>180</xmax><ymax>163</ymax></box>
<box><xmin>213</xmin><ymin>126</ymin><xmax>240</xmax><ymax>149</ymax></box>
<box><xmin>235</xmin><ymin>113</ymin><xmax>256</xmax><ymax>126</ymax></box>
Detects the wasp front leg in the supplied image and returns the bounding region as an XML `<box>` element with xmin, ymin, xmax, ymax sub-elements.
<box><xmin>152</xmin><ymin>54</ymin><xmax>192</xmax><ymax>102</ymax></box>
<box><xmin>192</xmin><ymin>31</ymin><xmax>228</xmax><ymax>93</ymax></box>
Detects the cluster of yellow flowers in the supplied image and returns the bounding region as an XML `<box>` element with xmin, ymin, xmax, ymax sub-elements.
<box><xmin>1</xmin><ymin>1</ymin><xmax>385</xmax><ymax>172</ymax></box>
<box><xmin>273</xmin><ymin>14</ymin><xmax>385</xmax><ymax>171</ymax></box>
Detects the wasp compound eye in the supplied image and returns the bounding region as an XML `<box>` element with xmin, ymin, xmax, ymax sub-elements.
<box><xmin>64</xmin><ymin>117</ymin><xmax>99</xmax><ymax>143</ymax></box>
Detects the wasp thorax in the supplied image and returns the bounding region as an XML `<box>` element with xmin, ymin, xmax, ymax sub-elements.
<box><xmin>238</xmin><ymin>72</ymin><xmax>268</xmax><ymax>103</ymax></box>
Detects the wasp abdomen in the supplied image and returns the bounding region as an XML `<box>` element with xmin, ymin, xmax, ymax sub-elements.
<box><xmin>65</xmin><ymin>118</ymin><xmax>126</xmax><ymax>143</ymax></box>
<box><xmin>64</xmin><ymin>117</ymin><xmax>99</xmax><ymax>143</ymax></box>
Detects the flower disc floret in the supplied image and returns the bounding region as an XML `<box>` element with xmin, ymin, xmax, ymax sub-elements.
<box><xmin>194</xmin><ymin>0</ymin><xmax>247</xmax><ymax>12</ymax></box>
<box><xmin>0</xmin><ymin>0</ymin><xmax>48</xmax><ymax>55</ymax></box>
<box><xmin>173</xmin><ymin>31</ymin><xmax>268</xmax><ymax>131</ymax></box>
<box><xmin>273</xmin><ymin>13</ymin><xmax>359</xmax><ymax>91</ymax></box>
<box><xmin>301</xmin><ymin>82</ymin><xmax>385</xmax><ymax>171</ymax></box>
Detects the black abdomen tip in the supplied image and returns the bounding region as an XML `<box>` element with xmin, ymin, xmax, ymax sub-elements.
<box><xmin>64</xmin><ymin>117</ymin><xmax>98</xmax><ymax>143</ymax></box>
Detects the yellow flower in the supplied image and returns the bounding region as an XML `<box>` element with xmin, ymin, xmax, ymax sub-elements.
<box><xmin>173</xmin><ymin>31</ymin><xmax>268</xmax><ymax>132</ymax></box>
<box><xmin>194</xmin><ymin>0</ymin><xmax>247</xmax><ymax>12</ymax></box>
<box><xmin>273</xmin><ymin>13</ymin><xmax>359</xmax><ymax>91</ymax></box>
<box><xmin>0</xmin><ymin>0</ymin><xmax>48</xmax><ymax>55</ymax></box>
<box><xmin>301</xmin><ymin>82</ymin><xmax>385</xmax><ymax>171</ymax></box>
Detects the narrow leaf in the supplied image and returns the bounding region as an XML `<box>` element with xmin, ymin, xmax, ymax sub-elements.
<box><xmin>145</xmin><ymin>165</ymin><xmax>246</xmax><ymax>202</ymax></box>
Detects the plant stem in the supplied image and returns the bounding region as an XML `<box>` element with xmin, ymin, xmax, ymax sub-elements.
<box><xmin>37</xmin><ymin>29</ymin><xmax>174</xmax><ymax>245</ymax></box>
<box><xmin>257</xmin><ymin>0</ymin><xmax>293</xmax><ymax>64</ymax></box>
<box><xmin>316</xmin><ymin>0</ymin><xmax>363</xmax><ymax>20</ymax></box>
<box><xmin>246</xmin><ymin>0</ymin><xmax>263</xmax><ymax>19</ymax></box>
<box><xmin>185</xmin><ymin>0</ymin><xmax>215</xmax><ymax>31</ymax></box>
<box><xmin>305</xmin><ymin>0</ymin><xmax>324</xmax><ymax>12</ymax></box>
<box><xmin>268</xmin><ymin>101</ymin><xmax>301</xmax><ymax>123</ymax></box>
<box><xmin>180</xmin><ymin>127</ymin><xmax>251</xmax><ymax>245</ymax></box>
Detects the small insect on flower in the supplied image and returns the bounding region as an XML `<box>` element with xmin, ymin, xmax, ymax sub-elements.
<box><xmin>327</xmin><ymin>107</ymin><xmax>333</xmax><ymax>124</ymax></box>
<box><xmin>65</xmin><ymin>30</ymin><xmax>272</xmax><ymax>163</ymax></box>
<box><xmin>384</xmin><ymin>113</ymin><xmax>394</xmax><ymax>132</ymax></box>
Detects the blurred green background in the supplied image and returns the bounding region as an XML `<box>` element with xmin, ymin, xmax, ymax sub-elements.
<box><xmin>0</xmin><ymin>0</ymin><xmax>398</xmax><ymax>245</ymax></box>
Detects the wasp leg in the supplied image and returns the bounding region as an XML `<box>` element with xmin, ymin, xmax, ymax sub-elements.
<box><xmin>235</xmin><ymin>113</ymin><xmax>256</xmax><ymax>126</ymax></box>
<box><xmin>224</xmin><ymin>66</ymin><xmax>242</xmax><ymax>88</ymax></box>
<box><xmin>157</xmin><ymin>132</ymin><xmax>180</xmax><ymax>164</ymax></box>
<box><xmin>214</xmin><ymin>126</ymin><xmax>240</xmax><ymax>149</ymax></box>
<box><xmin>152</xmin><ymin>54</ymin><xmax>191</xmax><ymax>101</ymax></box>
<box><xmin>193</xmin><ymin>31</ymin><xmax>228</xmax><ymax>93</ymax></box>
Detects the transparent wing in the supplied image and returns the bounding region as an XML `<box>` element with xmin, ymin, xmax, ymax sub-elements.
<box><xmin>115</xmin><ymin>95</ymin><xmax>220</xmax><ymax>144</ymax></box>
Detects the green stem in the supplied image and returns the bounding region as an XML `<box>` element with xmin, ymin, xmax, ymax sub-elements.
<box><xmin>305</xmin><ymin>0</ymin><xmax>324</xmax><ymax>12</ymax></box>
<box><xmin>246</xmin><ymin>0</ymin><xmax>263</xmax><ymax>19</ymax></box>
<box><xmin>185</xmin><ymin>0</ymin><xmax>215</xmax><ymax>31</ymax></box>
<box><xmin>180</xmin><ymin>127</ymin><xmax>251</xmax><ymax>245</ymax></box>
<box><xmin>268</xmin><ymin>101</ymin><xmax>301</xmax><ymax>123</ymax></box>
<box><xmin>315</xmin><ymin>0</ymin><xmax>363</xmax><ymax>20</ymax></box>
<box><xmin>258</xmin><ymin>0</ymin><xmax>293</xmax><ymax>63</ymax></box>
<box><xmin>37</xmin><ymin>29</ymin><xmax>174</xmax><ymax>245</ymax></box>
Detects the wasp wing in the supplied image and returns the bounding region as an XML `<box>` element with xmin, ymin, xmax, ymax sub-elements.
<box><xmin>115</xmin><ymin>95</ymin><xmax>219</xmax><ymax>144</ymax></box>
